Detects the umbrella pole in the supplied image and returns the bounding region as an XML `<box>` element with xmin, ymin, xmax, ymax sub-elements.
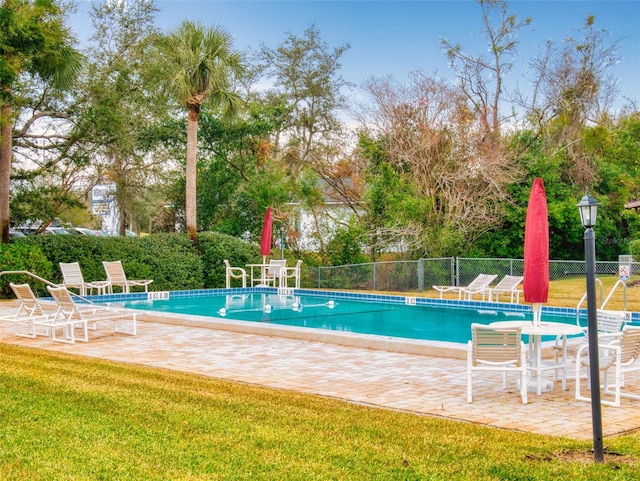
<box><xmin>532</xmin><ymin>303</ymin><xmax>542</xmax><ymax>326</ymax></box>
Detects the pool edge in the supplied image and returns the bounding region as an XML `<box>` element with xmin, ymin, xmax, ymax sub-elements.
<box><xmin>138</xmin><ymin>310</ymin><xmax>468</xmax><ymax>360</ymax></box>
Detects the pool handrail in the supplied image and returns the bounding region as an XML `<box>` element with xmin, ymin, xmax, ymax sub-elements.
<box><xmin>0</xmin><ymin>270</ymin><xmax>95</xmax><ymax>305</ymax></box>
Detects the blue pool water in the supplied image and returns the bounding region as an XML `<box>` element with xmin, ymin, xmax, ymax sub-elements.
<box><xmin>115</xmin><ymin>292</ymin><xmax>579</xmax><ymax>344</ymax></box>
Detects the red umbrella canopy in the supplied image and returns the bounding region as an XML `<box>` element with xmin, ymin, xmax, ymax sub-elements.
<box><xmin>260</xmin><ymin>207</ymin><xmax>273</xmax><ymax>258</ymax></box>
<box><xmin>523</xmin><ymin>178</ymin><xmax>549</xmax><ymax>303</ymax></box>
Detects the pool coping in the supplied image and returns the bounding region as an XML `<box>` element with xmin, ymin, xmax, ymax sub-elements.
<box><xmin>137</xmin><ymin>308</ymin><xmax>469</xmax><ymax>359</ymax></box>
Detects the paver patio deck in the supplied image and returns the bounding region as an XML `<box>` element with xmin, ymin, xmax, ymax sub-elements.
<box><xmin>1</xmin><ymin>317</ymin><xmax>639</xmax><ymax>440</ymax></box>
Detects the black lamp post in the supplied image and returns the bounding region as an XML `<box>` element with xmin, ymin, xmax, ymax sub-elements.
<box><xmin>576</xmin><ymin>191</ymin><xmax>604</xmax><ymax>463</ymax></box>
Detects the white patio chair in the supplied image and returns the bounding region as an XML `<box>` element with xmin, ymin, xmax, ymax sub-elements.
<box><xmin>263</xmin><ymin>259</ymin><xmax>286</xmax><ymax>287</ymax></box>
<box><xmin>102</xmin><ymin>260</ymin><xmax>153</xmax><ymax>294</ymax></box>
<box><xmin>434</xmin><ymin>274</ymin><xmax>498</xmax><ymax>300</ymax></box>
<box><xmin>486</xmin><ymin>275</ymin><xmax>524</xmax><ymax>303</ymax></box>
<box><xmin>279</xmin><ymin>260</ymin><xmax>303</xmax><ymax>289</ymax></box>
<box><xmin>553</xmin><ymin>309</ymin><xmax>629</xmax><ymax>378</ymax></box>
<box><xmin>223</xmin><ymin>260</ymin><xmax>248</xmax><ymax>288</ymax></box>
<box><xmin>59</xmin><ymin>262</ymin><xmax>109</xmax><ymax>296</ymax></box>
<box><xmin>575</xmin><ymin>325</ymin><xmax>640</xmax><ymax>407</ymax></box>
<box><xmin>40</xmin><ymin>285</ymin><xmax>137</xmax><ymax>343</ymax></box>
<box><xmin>0</xmin><ymin>283</ymin><xmax>55</xmax><ymax>338</ymax></box>
<box><xmin>467</xmin><ymin>323</ymin><xmax>528</xmax><ymax>404</ymax></box>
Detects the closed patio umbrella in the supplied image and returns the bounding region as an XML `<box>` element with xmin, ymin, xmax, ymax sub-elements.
<box><xmin>523</xmin><ymin>178</ymin><xmax>549</xmax><ymax>326</ymax></box>
<box><xmin>260</xmin><ymin>207</ymin><xmax>273</xmax><ymax>264</ymax></box>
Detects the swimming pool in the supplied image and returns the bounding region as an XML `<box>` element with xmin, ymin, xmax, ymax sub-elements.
<box><xmin>111</xmin><ymin>289</ymin><xmax>579</xmax><ymax>346</ymax></box>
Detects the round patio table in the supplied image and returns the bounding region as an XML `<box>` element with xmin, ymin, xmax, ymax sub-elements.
<box><xmin>488</xmin><ymin>320</ymin><xmax>583</xmax><ymax>394</ymax></box>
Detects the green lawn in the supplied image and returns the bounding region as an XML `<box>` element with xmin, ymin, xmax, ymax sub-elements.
<box><xmin>0</xmin><ymin>344</ymin><xmax>638</xmax><ymax>480</ymax></box>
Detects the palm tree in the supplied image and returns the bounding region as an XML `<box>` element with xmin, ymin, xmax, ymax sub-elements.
<box><xmin>152</xmin><ymin>21</ymin><xmax>245</xmax><ymax>245</ymax></box>
<box><xmin>0</xmin><ymin>0</ymin><xmax>83</xmax><ymax>243</ymax></box>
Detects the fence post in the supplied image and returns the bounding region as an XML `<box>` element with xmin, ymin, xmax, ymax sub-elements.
<box><xmin>418</xmin><ymin>259</ymin><xmax>424</xmax><ymax>292</ymax></box>
<box><xmin>454</xmin><ymin>257</ymin><xmax>459</xmax><ymax>286</ymax></box>
<box><xmin>373</xmin><ymin>262</ymin><xmax>377</xmax><ymax>290</ymax></box>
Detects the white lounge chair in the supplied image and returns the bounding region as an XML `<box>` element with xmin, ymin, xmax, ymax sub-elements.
<box><xmin>576</xmin><ymin>325</ymin><xmax>640</xmax><ymax>407</ymax></box>
<box><xmin>434</xmin><ymin>274</ymin><xmax>498</xmax><ymax>300</ymax></box>
<box><xmin>40</xmin><ymin>285</ymin><xmax>137</xmax><ymax>343</ymax></box>
<box><xmin>0</xmin><ymin>283</ymin><xmax>55</xmax><ymax>338</ymax></box>
<box><xmin>486</xmin><ymin>275</ymin><xmax>524</xmax><ymax>303</ymax></box>
<box><xmin>279</xmin><ymin>260</ymin><xmax>303</xmax><ymax>289</ymax></box>
<box><xmin>59</xmin><ymin>262</ymin><xmax>110</xmax><ymax>296</ymax></box>
<box><xmin>467</xmin><ymin>323</ymin><xmax>528</xmax><ymax>404</ymax></box>
<box><xmin>223</xmin><ymin>260</ymin><xmax>248</xmax><ymax>288</ymax></box>
<box><xmin>33</xmin><ymin>285</ymin><xmax>92</xmax><ymax>343</ymax></box>
<box><xmin>102</xmin><ymin>260</ymin><xmax>153</xmax><ymax>294</ymax></box>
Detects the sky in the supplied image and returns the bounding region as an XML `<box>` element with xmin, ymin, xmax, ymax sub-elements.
<box><xmin>70</xmin><ymin>0</ymin><xmax>640</xmax><ymax>111</ymax></box>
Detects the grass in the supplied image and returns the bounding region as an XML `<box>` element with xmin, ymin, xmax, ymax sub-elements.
<box><xmin>0</xmin><ymin>344</ymin><xmax>639</xmax><ymax>480</ymax></box>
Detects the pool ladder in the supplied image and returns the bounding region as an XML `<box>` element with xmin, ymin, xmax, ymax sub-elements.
<box><xmin>575</xmin><ymin>278</ymin><xmax>629</xmax><ymax>323</ymax></box>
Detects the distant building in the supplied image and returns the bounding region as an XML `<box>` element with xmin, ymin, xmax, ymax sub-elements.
<box><xmin>91</xmin><ymin>184</ymin><xmax>119</xmax><ymax>234</ymax></box>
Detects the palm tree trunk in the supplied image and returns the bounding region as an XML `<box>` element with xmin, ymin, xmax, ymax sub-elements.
<box><xmin>185</xmin><ymin>105</ymin><xmax>199</xmax><ymax>248</ymax></box>
<box><xmin>0</xmin><ymin>102</ymin><xmax>13</xmax><ymax>244</ymax></box>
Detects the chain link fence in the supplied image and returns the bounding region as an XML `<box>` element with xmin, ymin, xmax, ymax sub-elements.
<box><xmin>308</xmin><ymin>257</ymin><xmax>457</xmax><ymax>291</ymax></box>
<box><xmin>309</xmin><ymin>257</ymin><xmax>639</xmax><ymax>306</ymax></box>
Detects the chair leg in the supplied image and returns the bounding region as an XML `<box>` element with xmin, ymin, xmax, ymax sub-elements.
<box><xmin>52</xmin><ymin>324</ymin><xmax>74</xmax><ymax>344</ymax></box>
<box><xmin>520</xmin><ymin>370</ymin><xmax>528</xmax><ymax>404</ymax></box>
<box><xmin>76</xmin><ymin>321</ymin><xmax>89</xmax><ymax>342</ymax></box>
<box><xmin>466</xmin><ymin>346</ymin><xmax>473</xmax><ymax>403</ymax></box>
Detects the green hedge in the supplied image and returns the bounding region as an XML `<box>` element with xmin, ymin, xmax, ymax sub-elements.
<box><xmin>198</xmin><ymin>232</ymin><xmax>261</xmax><ymax>288</ymax></box>
<box><xmin>11</xmin><ymin>234</ymin><xmax>205</xmax><ymax>293</ymax></box>
<box><xmin>0</xmin><ymin>243</ymin><xmax>53</xmax><ymax>297</ymax></box>
<box><xmin>1</xmin><ymin>232</ymin><xmax>315</xmax><ymax>298</ymax></box>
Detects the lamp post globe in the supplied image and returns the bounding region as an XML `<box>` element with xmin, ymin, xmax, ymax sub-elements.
<box><xmin>577</xmin><ymin>191</ymin><xmax>600</xmax><ymax>229</ymax></box>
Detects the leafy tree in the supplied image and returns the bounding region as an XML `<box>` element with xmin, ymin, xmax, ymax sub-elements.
<box><xmin>196</xmin><ymin>104</ymin><xmax>288</xmax><ymax>235</ymax></box>
<box><xmin>0</xmin><ymin>0</ymin><xmax>83</xmax><ymax>243</ymax></box>
<box><xmin>254</xmin><ymin>25</ymin><xmax>356</xmax><ymax>252</ymax></box>
<box><xmin>441</xmin><ymin>0</ymin><xmax>531</xmax><ymax>142</ymax></box>
<box><xmin>517</xmin><ymin>15</ymin><xmax>622</xmax><ymax>188</ymax></box>
<box><xmin>325</xmin><ymin>221</ymin><xmax>368</xmax><ymax>266</ymax></box>
<box><xmin>150</xmin><ymin>20</ymin><xmax>245</xmax><ymax>245</ymax></box>
<box><xmin>69</xmin><ymin>0</ymin><xmax>167</xmax><ymax>236</ymax></box>
<box><xmin>257</xmin><ymin>24</ymin><xmax>352</xmax><ymax>173</ymax></box>
<box><xmin>358</xmin><ymin>134</ymin><xmax>425</xmax><ymax>259</ymax></box>
<box><xmin>587</xmin><ymin>113</ymin><xmax>640</xmax><ymax>259</ymax></box>
<box><xmin>359</xmin><ymin>71</ymin><xmax>520</xmax><ymax>257</ymax></box>
<box><xmin>476</xmin><ymin>111</ymin><xmax>640</xmax><ymax>262</ymax></box>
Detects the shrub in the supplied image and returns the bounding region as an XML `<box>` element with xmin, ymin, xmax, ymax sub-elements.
<box><xmin>199</xmin><ymin>232</ymin><xmax>260</xmax><ymax>288</ymax></box>
<box><xmin>13</xmin><ymin>233</ymin><xmax>204</xmax><ymax>292</ymax></box>
<box><xmin>630</xmin><ymin>239</ymin><xmax>640</xmax><ymax>261</ymax></box>
<box><xmin>325</xmin><ymin>225</ymin><xmax>370</xmax><ymax>267</ymax></box>
<box><xmin>16</xmin><ymin>235</ymin><xmax>115</xmax><ymax>283</ymax></box>
<box><xmin>134</xmin><ymin>234</ymin><xmax>204</xmax><ymax>291</ymax></box>
<box><xmin>7</xmin><ymin>231</ymin><xmax>319</xmax><ymax>293</ymax></box>
<box><xmin>0</xmin><ymin>243</ymin><xmax>53</xmax><ymax>298</ymax></box>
